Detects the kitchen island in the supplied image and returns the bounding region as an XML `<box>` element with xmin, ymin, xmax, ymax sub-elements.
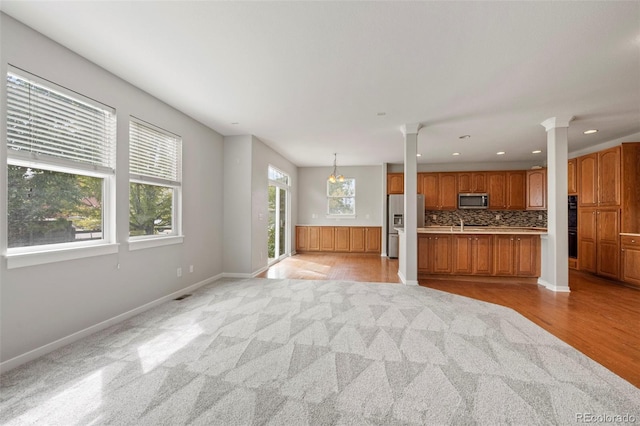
<box><xmin>416</xmin><ymin>226</ymin><xmax>547</xmax><ymax>279</ymax></box>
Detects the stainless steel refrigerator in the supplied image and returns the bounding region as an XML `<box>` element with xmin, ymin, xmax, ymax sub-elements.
<box><xmin>387</xmin><ymin>194</ymin><xmax>425</xmax><ymax>258</ymax></box>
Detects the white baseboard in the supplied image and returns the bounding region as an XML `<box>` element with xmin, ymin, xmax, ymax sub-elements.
<box><xmin>537</xmin><ymin>277</ymin><xmax>571</xmax><ymax>293</ymax></box>
<box><xmin>222</xmin><ymin>272</ymin><xmax>253</xmax><ymax>279</ymax></box>
<box><xmin>0</xmin><ymin>273</ymin><xmax>223</xmax><ymax>374</ymax></box>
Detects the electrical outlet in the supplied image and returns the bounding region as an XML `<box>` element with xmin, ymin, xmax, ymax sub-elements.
<box><xmin>538</xmin><ymin>215</ymin><xmax>543</xmax><ymax>220</ymax></box>
<box><xmin>177</xmin><ymin>267</ymin><xmax>182</xmax><ymax>277</ymax></box>
<box><xmin>495</xmin><ymin>215</ymin><xmax>501</xmax><ymax>220</ymax></box>
<box><xmin>432</xmin><ymin>215</ymin><xmax>437</xmax><ymax>220</ymax></box>
<box><xmin>189</xmin><ymin>265</ymin><xmax>194</xmax><ymax>273</ymax></box>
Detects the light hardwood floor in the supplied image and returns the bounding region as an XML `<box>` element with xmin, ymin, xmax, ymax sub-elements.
<box><xmin>258</xmin><ymin>253</ymin><xmax>640</xmax><ymax>388</ymax></box>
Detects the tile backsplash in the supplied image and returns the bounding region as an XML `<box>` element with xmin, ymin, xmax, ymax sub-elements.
<box><xmin>425</xmin><ymin>209</ymin><xmax>547</xmax><ymax>228</ymax></box>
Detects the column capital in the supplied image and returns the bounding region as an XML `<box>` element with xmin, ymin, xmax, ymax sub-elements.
<box><xmin>401</xmin><ymin>123</ymin><xmax>422</xmax><ymax>136</ymax></box>
<box><xmin>541</xmin><ymin>116</ymin><xmax>574</xmax><ymax>132</ymax></box>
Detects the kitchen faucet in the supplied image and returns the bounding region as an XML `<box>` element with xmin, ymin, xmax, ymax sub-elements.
<box><xmin>459</xmin><ymin>217</ymin><xmax>464</xmax><ymax>231</ymax></box>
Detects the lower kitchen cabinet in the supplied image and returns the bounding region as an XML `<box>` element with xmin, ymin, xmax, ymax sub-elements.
<box><xmin>334</xmin><ymin>227</ymin><xmax>350</xmax><ymax>252</ymax></box>
<box><xmin>418</xmin><ymin>234</ymin><xmax>452</xmax><ymax>274</ymax></box>
<box><xmin>320</xmin><ymin>227</ymin><xmax>335</xmax><ymax>251</ymax></box>
<box><xmin>296</xmin><ymin>226</ymin><xmax>381</xmax><ymax>254</ymax></box>
<box><xmin>621</xmin><ymin>236</ymin><xmax>640</xmax><ymax>287</ymax></box>
<box><xmin>420</xmin><ymin>233</ymin><xmax>539</xmax><ymax>278</ymax></box>
<box><xmin>365</xmin><ymin>227</ymin><xmax>382</xmax><ymax>253</ymax></box>
<box><xmin>349</xmin><ymin>227</ymin><xmax>366</xmax><ymax>252</ymax></box>
<box><xmin>452</xmin><ymin>235</ymin><xmax>493</xmax><ymax>275</ymax></box>
<box><xmin>513</xmin><ymin>235</ymin><xmax>540</xmax><ymax>276</ymax></box>
<box><xmin>578</xmin><ymin>208</ymin><xmax>620</xmax><ymax>279</ymax></box>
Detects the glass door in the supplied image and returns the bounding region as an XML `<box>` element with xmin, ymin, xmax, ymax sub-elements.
<box><xmin>268</xmin><ymin>166</ymin><xmax>289</xmax><ymax>264</ymax></box>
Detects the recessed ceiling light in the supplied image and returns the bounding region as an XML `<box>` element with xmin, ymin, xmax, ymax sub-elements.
<box><xmin>584</xmin><ymin>129</ymin><xmax>598</xmax><ymax>134</ymax></box>
<box><xmin>452</xmin><ymin>152</ymin><xmax>461</xmax><ymax>156</ymax></box>
<box><xmin>416</xmin><ymin>153</ymin><xmax>422</xmax><ymax>157</ymax></box>
<box><xmin>459</xmin><ymin>135</ymin><xmax>471</xmax><ymax>139</ymax></box>
<box><xmin>532</xmin><ymin>150</ymin><xmax>542</xmax><ymax>154</ymax></box>
<box><xmin>231</xmin><ymin>122</ymin><xmax>239</xmax><ymax>125</ymax></box>
<box><xmin>497</xmin><ymin>151</ymin><xmax>505</xmax><ymax>155</ymax></box>
<box><xmin>377</xmin><ymin>112</ymin><xmax>386</xmax><ymax>116</ymax></box>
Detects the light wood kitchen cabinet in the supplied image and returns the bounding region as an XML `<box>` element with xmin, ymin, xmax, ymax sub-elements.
<box><xmin>578</xmin><ymin>147</ymin><xmax>621</xmax><ymax>207</ymax></box>
<box><xmin>513</xmin><ymin>235</ymin><xmax>540</xmax><ymax>276</ymax></box>
<box><xmin>457</xmin><ymin>172</ymin><xmax>487</xmax><ymax>193</ymax></box>
<box><xmin>493</xmin><ymin>234</ymin><xmax>540</xmax><ymax>277</ymax></box>
<box><xmin>526</xmin><ymin>169</ymin><xmax>547</xmax><ymax>210</ymax></box>
<box><xmin>568</xmin><ymin>158</ymin><xmax>577</xmax><ymax>195</ymax></box>
<box><xmin>296</xmin><ymin>226</ymin><xmax>309</xmax><ymax>251</ymax></box>
<box><xmin>417</xmin><ymin>234</ymin><xmax>452</xmax><ymax>274</ymax></box>
<box><xmin>296</xmin><ymin>226</ymin><xmax>381</xmax><ymax>253</ymax></box>
<box><xmin>349</xmin><ymin>227</ymin><xmax>366</xmax><ymax>252</ymax></box>
<box><xmin>506</xmin><ymin>171</ymin><xmax>526</xmax><ymax>210</ymax></box>
<box><xmin>334</xmin><ymin>227</ymin><xmax>350</xmax><ymax>252</ymax></box>
<box><xmin>578</xmin><ymin>208</ymin><xmax>620</xmax><ymax>279</ymax></box>
<box><xmin>578</xmin><ymin>153</ymin><xmax>598</xmax><ymax>207</ymax></box>
<box><xmin>365</xmin><ymin>227</ymin><xmax>381</xmax><ymax>253</ymax></box>
<box><xmin>621</xmin><ymin>235</ymin><xmax>640</xmax><ymax>287</ymax></box>
<box><xmin>387</xmin><ymin>173</ymin><xmax>404</xmax><ymax>194</ymax></box>
<box><xmin>487</xmin><ymin>172</ymin><xmax>506</xmax><ymax>209</ymax></box>
<box><xmin>452</xmin><ymin>235</ymin><xmax>493</xmax><ymax>275</ymax></box>
<box><xmin>422</xmin><ymin>173</ymin><xmax>457</xmax><ymax>210</ymax></box>
<box><xmin>493</xmin><ymin>234</ymin><xmax>515</xmax><ymax>275</ymax></box>
<box><xmin>320</xmin><ymin>227</ymin><xmax>335</xmax><ymax>251</ymax></box>
<box><xmin>296</xmin><ymin>226</ymin><xmax>321</xmax><ymax>252</ymax></box>
<box><xmin>598</xmin><ymin>146</ymin><xmax>621</xmax><ymax>206</ymax></box>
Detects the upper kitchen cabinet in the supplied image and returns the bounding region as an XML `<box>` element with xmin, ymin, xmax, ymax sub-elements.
<box><xmin>568</xmin><ymin>159</ymin><xmax>577</xmax><ymax>195</ymax></box>
<box><xmin>526</xmin><ymin>169</ymin><xmax>547</xmax><ymax>210</ymax></box>
<box><xmin>387</xmin><ymin>173</ymin><xmax>404</xmax><ymax>194</ymax></box>
<box><xmin>457</xmin><ymin>172</ymin><xmax>487</xmax><ymax>193</ymax></box>
<box><xmin>487</xmin><ymin>171</ymin><xmax>525</xmax><ymax>210</ymax></box>
<box><xmin>578</xmin><ymin>146</ymin><xmax>620</xmax><ymax>207</ymax></box>
<box><xmin>598</xmin><ymin>146</ymin><xmax>621</xmax><ymax>206</ymax></box>
<box><xmin>422</xmin><ymin>173</ymin><xmax>457</xmax><ymax>210</ymax></box>
<box><xmin>487</xmin><ymin>172</ymin><xmax>506</xmax><ymax>209</ymax></box>
<box><xmin>621</xmin><ymin>142</ymin><xmax>640</xmax><ymax>234</ymax></box>
<box><xmin>506</xmin><ymin>171</ymin><xmax>526</xmax><ymax>210</ymax></box>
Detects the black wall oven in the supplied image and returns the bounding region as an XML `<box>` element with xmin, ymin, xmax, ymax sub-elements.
<box><xmin>568</xmin><ymin>195</ymin><xmax>577</xmax><ymax>258</ymax></box>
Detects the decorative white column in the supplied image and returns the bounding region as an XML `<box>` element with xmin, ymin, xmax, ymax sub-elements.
<box><xmin>399</xmin><ymin>123</ymin><xmax>421</xmax><ymax>285</ymax></box>
<box><xmin>539</xmin><ymin>116</ymin><xmax>573</xmax><ymax>292</ymax></box>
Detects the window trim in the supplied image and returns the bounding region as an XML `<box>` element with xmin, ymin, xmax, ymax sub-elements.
<box><xmin>128</xmin><ymin>117</ymin><xmax>183</xmax><ymax>242</ymax></box>
<box><xmin>5</xmin><ymin>68</ymin><xmax>117</xmax><ymax>263</ymax></box>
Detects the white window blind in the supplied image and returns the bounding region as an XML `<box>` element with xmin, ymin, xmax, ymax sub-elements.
<box><xmin>6</xmin><ymin>71</ymin><xmax>116</xmax><ymax>172</ymax></box>
<box><xmin>129</xmin><ymin>119</ymin><xmax>181</xmax><ymax>186</ymax></box>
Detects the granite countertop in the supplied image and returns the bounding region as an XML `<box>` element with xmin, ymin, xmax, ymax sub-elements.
<box><xmin>417</xmin><ymin>226</ymin><xmax>547</xmax><ymax>235</ymax></box>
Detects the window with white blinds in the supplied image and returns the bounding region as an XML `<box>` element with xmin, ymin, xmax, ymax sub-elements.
<box><xmin>129</xmin><ymin>118</ymin><xmax>182</xmax><ymax>238</ymax></box>
<box><xmin>6</xmin><ymin>71</ymin><xmax>116</xmax><ymax>172</ymax></box>
<box><xmin>129</xmin><ymin>119</ymin><xmax>181</xmax><ymax>186</ymax></box>
<box><xmin>5</xmin><ymin>69</ymin><xmax>116</xmax><ymax>256</ymax></box>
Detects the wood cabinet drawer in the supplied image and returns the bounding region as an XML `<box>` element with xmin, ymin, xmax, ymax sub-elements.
<box><xmin>621</xmin><ymin>235</ymin><xmax>640</xmax><ymax>247</ymax></box>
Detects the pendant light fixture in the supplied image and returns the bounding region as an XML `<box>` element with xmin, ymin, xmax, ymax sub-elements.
<box><xmin>328</xmin><ymin>153</ymin><xmax>344</xmax><ymax>183</ymax></box>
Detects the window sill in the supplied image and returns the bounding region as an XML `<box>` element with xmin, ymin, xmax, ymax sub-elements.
<box><xmin>128</xmin><ymin>235</ymin><xmax>184</xmax><ymax>251</ymax></box>
<box><xmin>6</xmin><ymin>243</ymin><xmax>119</xmax><ymax>269</ymax></box>
<box><xmin>326</xmin><ymin>215</ymin><xmax>356</xmax><ymax>219</ymax></box>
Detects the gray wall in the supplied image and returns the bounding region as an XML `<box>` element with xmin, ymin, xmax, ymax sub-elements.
<box><xmin>222</xmin><ymin>135</ymin><xmax>298</xmax><ymax>276</ymax></box>
<box><xmin>0</xmin><ymin>14</ymin><xmax>225</xmax><ymax>364</ymax></box>
<box><xmin>297</xmin><ymin>166</ymin><xmax>383</xmax><ymax>226</ymax></box>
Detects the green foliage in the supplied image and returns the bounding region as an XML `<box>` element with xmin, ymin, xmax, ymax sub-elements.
<box><xmin>7</xmin><ymin>165</ymin><xmax>102</xmax><ymax>247</ymax></box>
<box><xmin>129</xmin><ymin>183</ymin><xmax>173</xmax><ymax>236</ymax></box>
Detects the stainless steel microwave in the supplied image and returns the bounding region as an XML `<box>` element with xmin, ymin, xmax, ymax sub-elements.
<box><xmin>458</xmin><ymin>193</ymin><xmax>489</xmax><ymax>209</ymax></box>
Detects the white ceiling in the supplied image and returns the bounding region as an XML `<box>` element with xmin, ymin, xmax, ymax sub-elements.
<box><xmin>2</xmin><ymin>1</ymin><xmax>639</xmax><ymax>168</ymax></box>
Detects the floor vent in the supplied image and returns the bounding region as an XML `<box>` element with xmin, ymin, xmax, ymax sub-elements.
<box><xmin>174</xmin><ymin>294</ymin><xmax>192</xmax><ymax>301</ymax></box>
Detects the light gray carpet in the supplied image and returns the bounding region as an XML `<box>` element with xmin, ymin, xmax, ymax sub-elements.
<box><xmin>1</xmin><ymin>278</ymin><xmax>638</xmax><ymax>425</ymax></box>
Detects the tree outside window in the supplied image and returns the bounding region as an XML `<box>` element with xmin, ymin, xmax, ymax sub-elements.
<box><xmin>327</xmin><ymin>178</ymin><xmax>355</xmax><ymax>216</ymax></box>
